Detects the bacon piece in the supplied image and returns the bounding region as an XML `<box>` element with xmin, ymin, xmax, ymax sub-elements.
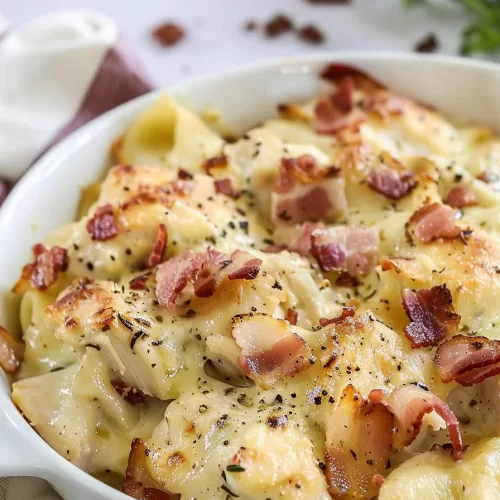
<box><xmin>368</xmin><ymin>165</ymin><xmax>417</xmax><ymax>200</ymax></box>
<box><xmin>0</xmin><ymin>326</ymin><xmax>24</xmax><ymax>374</ymax></box>
<box><xmin>402</xmin><ymin>284</ymin><xmax>460</xmax><ymax>348</ymax></box>
<box><xmin>177</xmin><ymin>168</ymin><xmax>193</xmax><ymax>180</ymax></box>
<box><xmin>325</xmin><ymin>385</ymin><xmax>393</xmax><ymax>499</ymax></box>
<box><xmin>319</xmin><ymin>306</ymin><xmax>356</xmax><ymax>327</ymax></box>
<box><xmin>271</xmin><ymin>222</ymin><xmax>325</xmax><ymax>256</ymax></box>
<box><xmin>129</xmin><ymin>272</ymin><xmax>151</xmax><ymax>291</ymax></box>
<box><xmin>156</xmin><ymin>249</ymin><xmax>262</xmax><ymax>307</ymax></box>
<box><xmin>171</xmin><ymin>179</ymin><xmax>194</xmax><ymax>196</ymax></box>
<box><xmin>13</xmin><ymin>244</ymin><xmax>69</xmax><ymax>293</ymax></box>
<box><xmin>227</xmin><ymin>250</ymin><xmax>262</xmax><ymax>280</ymax></box>
<box><xmin>314</xmin><ymin>96</ymin><xmax>366</xmax><ymax>135</ymax></box>
<box><xmin>435</xmin><ymin>335</ymin><xmax>500</xmax><ymax>386</ymax></box>
<box><xmin>320</xmin><ymin>63</ymin><xmax>384</xmax><ymax>91</ymax></box>
<box><xmin>214</xmin><ymin>178</ymin><xmax>240</xmax><ymax>199</ymax></box>
<box><xmin>272</xmin><ymin>156</ymin><xmax>346</xmax><ymax>224</ymax></box>
<box><xmin>86</xmin><ymin>203</ymin><xmax>119</xmax><ymax>241</ymax></box>
<box><xmin>370</xmin><ymin>385</ymin><xmax>463</xmax><ymax>461</ymax></box>
<box><xmin>146</xmin><ymin>224</ymin><xmax>167</xmax><ymax>269</ymax></box>
<box><xmin>290</xmin><ymin>221</ymin><xmax>325</xmax><ymax>256</ymax></box>
<box><xmin>192</xmin><ymin>248</ymin><xmax>230</xmax><ymax>298</ymax></box>
<box><xmin>232</xmin><ymin>314</ymin><xmax>314</xmax><ymax>388</ymax></box>
<box><xmin>194</xmin><ymin>249</ymin><xmax>262</xmax><ymax>297</ymax></box>
<box><xmin>155</xmin><ymin>250</ymin><xmax>204</xmax><ymax>309</ymax></box>
<box><xmin>123</xmin><ymin>438</ymin><xmax>180</xmax><ymax>499</ymax></box>
<box><xmin>285</xmin><ymin>308</ymin><xmax>298</xmax><ymax>325</ymax></box>
<box><xmin>152</xmin><ymin>23</ymin><xmax>185</xmax><ymax>47</ymax></box>
<box><xmin>332</xmin><ymin>76</ymin><xmax>354</xmax><ymax>113</ymax></box>
<box><xmin>112</xmin><ymin>379</ymin><xmax>146</xmax><ymax>405</ymax></box>
<box><xmin>444</xmin><ymin>185</ymin><xmax>478</xmax><ymax>209</ymax></box>
<box><xmin>311</xmin><ymin>226</ymin><xmax>380</xmax><ymax>276</ymax></box>
<box><xmin>406</xmin><ymin>203</ymin><xmax>461</xmax><ymax>243</ymax></box>
<box><xmin>202</xmin><ymin>154</ymin><xmax>228</xmax><ymax>175</ymax></box>
<box><xmin>362</xmin><ymin>91</ymin><xmax>406</xmax><ymax>121</ymax></box>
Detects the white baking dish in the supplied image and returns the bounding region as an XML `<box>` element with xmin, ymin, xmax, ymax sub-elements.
<box><xmin>1</xmin><ymin>52</ymin><xmax>499</xmax><ymax>500</ymax></box>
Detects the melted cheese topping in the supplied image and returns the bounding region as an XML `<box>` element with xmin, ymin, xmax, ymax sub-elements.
<box><xmin>10</xmin><ymin>80</ymin><xmax>500</xmax><ymax>499</ymax></box>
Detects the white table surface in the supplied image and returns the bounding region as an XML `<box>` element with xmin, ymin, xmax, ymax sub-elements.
<box><xmin>2</xmin><ymin>0</ymin><xmax>494</xmax><ymax>88</ymax></box>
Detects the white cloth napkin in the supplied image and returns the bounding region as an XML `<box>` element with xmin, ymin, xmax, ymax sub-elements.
<box><xmin>0</xmin><ymin>9</ymin><xmax>154</xmax><ymax>500</ymax></box>
<box><xmin>0</xmin><ymin>9</ymin><xmax>153</xmax><ymax>190</ymax></box>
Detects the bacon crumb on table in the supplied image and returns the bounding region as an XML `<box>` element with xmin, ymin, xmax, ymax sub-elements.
<box><xmin>297</xmin><ymin>25</ymin><xmax>325</xmax><ymax>44</ymax></box>
<box><xmin>414</xmin><ymin>33</ymin><xmax>439</xmax><ymax>53</ymax></box>
<box><xmin>152</xmin><ymin>23</ymin><xmax>185</xmax><ymax>47</ymax></box>
<box><xmin>264</xmin><ymin>14</ymin><xmax>294</xmax><ymax>37</ymax></box>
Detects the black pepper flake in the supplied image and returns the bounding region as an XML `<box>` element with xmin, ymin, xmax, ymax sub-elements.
<box><xmin>199</xmin><ymin>404</ymin><xmax>208</xmax><ymax>413</ymax></box>
<box><xmin>183</xmin><ymin>308</ymin><xmax>196</xmax><ymax>318</ymax></box>
<box><xmin>272</xmin><ymin>281</ymin><xmax>283</xmax><ymax>290</ymax></box>
<box><xmin>151</xmin><ymin>340</ymin><xmax>163</xmax><ymax>346</ymax></box>
<box><xmin>86</xmin><ymin>262</ymin><xmax>94</xmax><ymax>271</ymax></box>
<box><xmin>228</xmin><ymin>221</ymin><xmax>236</xmax><ymax>230</ymax></box>
<box><xmin>239</xmin><ymin>220</ymin><xmax>249</xmax><ymax>232</ymax></box>
<box><xmin>118</xmin><ymin>313</ymin><xmax>134</xmax><ymax>332</ymax></box>
<box><xmin>125</xmin><ymin>248</ymin><xmax>132</xmax><ymax>255</ymax></box>
<box><xmin>130</xmin><ymin>330</ymin><xmax>147</xmax><ymax>351</ymax></box>
<box><xmin>85</xmin><ymin>343</ymin><xmax>101</xmax><ymax>351</ymax></box>
<box><xmin>314</xmin><ymin>396</ymin><xmax>322</xmax><ymax>406</ymax></box>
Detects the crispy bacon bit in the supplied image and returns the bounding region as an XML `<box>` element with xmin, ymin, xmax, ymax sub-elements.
<box><xmin>285</xmin><ymin>308</ymin><xmax>298</xmax><ymax>325</ymax></box>
<box><xmin>195</xmin><ymin>249</ymin><xmax>262</xmax><ymax>297</ymax></box>
<box><xmin>332</xmin><ymin>76</ymin><xmax>354</xmax><ymax>113</ymax></box>
<box><xmin>444</xmin><ymin>185</ymin><xmax>478</xmax><ymax>209</ymax></box>
<box><xmin>202</xmin><ymin>154</ymin><xmax>228</xmax><ymax>175</ymax></box>
<box><xmin>414</xmin><ymin>33</ymin><xmax>439</xmax><ymax>53</ymax></box>
<box><xmin>406</xmin><ymin>203</ymin><xmax>461</xmax><ymax>243</ymax></box>
<box><xmin>319</xmin><ymin>306</ymin><xmax>356</xmax><ymax>327</ymax></box>
<box><xmin>112</xmin><ymin>379</ymin><xmax>146</xmax><ymax>405</ymax></box>
<box><xmin>171</xmin><ymin>179</ymin><xmax>194</xmax><ymax>196</ymax></box>
<box><xmin>435</xmin><ymin>335</ymin><xmax>500</xmax><ymax>386</ymax></box>
<box><xmin>368</xmin><ymin>165</ymin><xmax>417</xmax><ymax>200</ymax></box>
<box><xmin>370</xmin><ymin>385</ymin><xmax>463</xmax><ymax>461</ymax></box>
<box><xmin>123</xmin><ymin>439</ymin><xmax>180</xmax><ymax>499</ymax></box>
<box><xmin>147</xmin><ymin>224</ymin><xmax>168</xmax><ymax>269</ymax></box>
<box><xmin>264</xmin><ymin>14</ymin><xmax>294</xmax><ymax>37</ymax></box>
<box><xmin>129</xmin><ymin>272</ymin><xmax>151</xmax><ymax>291</ymax></box>
<box><xmin>13</xmin><ymin>244</ymin><xmax>69</xmax><ymax>293</ymax></box>
<box><xmin>177</xmin><ymin>168</ymin><xmax>193</xmax><ymax>180</ymax></box>
<box><xmin>273</xmin><ymin>156</ymin><xmax>346</xmax><ymax>224</ymax></box>
<box><xmin>363</xmin><ymin>91</ymin><xmax>407</xmax><ymax>121</ymax></box>
<box><xmin>87</xmin><ymin>204</ymin><xmax>119</xmax><ymax>241</ymax></box>
<box><xmin>311</xmin><ymin>226</ymin><xmax>380</xmax><ymax>276</ymax></box>
<box><xmin>320</xmin><ymin>63</ymin><xmax>384</xmax><ymax>91</ymax></box>
<box><xmin>325</xmin><ymin>385</ymin><xmax>393</xmax><ymax>499</ymax></box>
<box><xmin>271</xmin><ymin>222</ymin><xmax>325</xmax><ymax>256</ymax></box>
<box><xmin>156</xmin><ymin>250</ymin><xmax>204</xmax><ymax>309</ymax></box>
<box><xmin>227</xmin><ymin>251</ymin><xmax>262</xmax><ymax>280</ymax></box>
<box><xmin>290</xmin><ymin>221</ymin><xmax>325</xmax><ymax>256</ymax></box>
<box><xmin>312</xmin><ymin>73</ymin><xmax>362</xmax><ymax>135</ymax></box>
<box><xmin>214</xmin><ymin>178</ymin><xmax>240</xmax><ymax>199</ymax></box>
<box><xmin>0</xmin><ymin>326</ymin><xmax>24</xmax><ymax>374</ymax></box>
<box><xmin>402</xmin><ymin>284</ymin><xmax>460</xmax><ymax>348</ymax></box>
<box><xmin>297</xmin><ymin>24</ymin><xmax>325</xmax><ymax>44</ymax></box>
<box><xmin>156</xmin><ymin>249</ymin><xmax>262</xmax><ymax>308</ymax></box>
<box><xmin>233</xmin><ymin>314</ymin><xmax>314</xmax><ymax>388</ymax></box>
<box><xmin>152</xmin><ymin>23</ymin><xmax>185</xmax><ymax>47</ymax></box>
